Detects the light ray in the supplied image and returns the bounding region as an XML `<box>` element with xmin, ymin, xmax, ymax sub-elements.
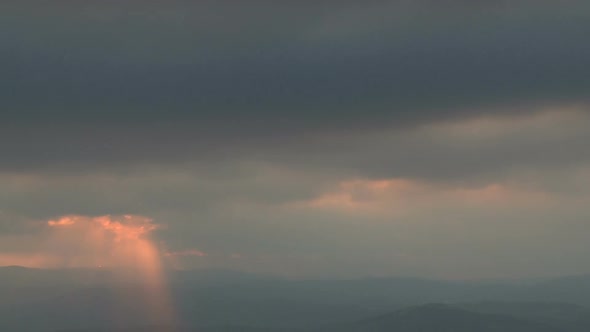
<box><xmin>46</xmin><ymin>214</ymin><xmax>178</xmax><ymax>329</ymax></box>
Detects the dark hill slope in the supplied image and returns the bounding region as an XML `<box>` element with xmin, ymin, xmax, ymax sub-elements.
<box><xmin>349</xmin><ymin>303</ymin><xmax>560</xmax><ymax>332</ymax></box>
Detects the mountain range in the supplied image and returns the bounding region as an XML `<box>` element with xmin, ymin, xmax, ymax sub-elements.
<box><xmin>2</xmin><ymin>266</ymin><xmax>590</xmax><ymax>332</ymax></box>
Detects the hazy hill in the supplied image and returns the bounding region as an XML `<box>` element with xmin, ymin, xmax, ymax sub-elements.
<box><xmin>55</xmin><ymin>304</ymin><xmax>568</xmax><ymax>332</ymax></box>
<box><xmin>2</xmin><ymin>266</ymin><xmax>590</xmax><ymax>332</ymax></box>
<box><xmin>458</xmin><ymin>302</ymin><xmax>590</xmax><ymax>332</ymax></box>
<box><xmin>349</xmin><ymin>303</ymin><xmax>560</xmax><ymax>332</ymax></box>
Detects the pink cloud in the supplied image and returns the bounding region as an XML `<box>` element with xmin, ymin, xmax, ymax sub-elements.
<box><xmin>0</xmin><ymin>215</ymin><xmax>165</xmax><ymax>270</ymax></box>
<box><xmin>292</xmin><ymin>178</ymin><xmax>552</xmax><ymax>217</ymax></box>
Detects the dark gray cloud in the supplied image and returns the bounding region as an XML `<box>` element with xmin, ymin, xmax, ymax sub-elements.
<box><xmin>266</xmin><ymin>107</ymin><xmax>590</xmax><ymax>180</ymax></box>
<box><xmin>0</xmin><ymin>0</ymin><xmax>589</xmax><ymax>211</ymax></box>
<box><xmin>2</xmin><ymin>0</ymin><xmax>590</xmax><ymax>174</ymax></box>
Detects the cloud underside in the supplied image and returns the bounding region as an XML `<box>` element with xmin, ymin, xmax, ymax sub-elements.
<box><xmin>2</xmin><ymin>129</ymin><xmax>590</xmax><ymax>278</ymax></box>
<box><xmin>1</xmin><ymin>1</ymin><xmax>589</xmax><ymax>172</ymax></box>
<box><xmin>3</xmin><ymin>2</ymin><xmax>590</xmax><ymax>122</ymax></box>
<box><xmin>1</xmin><ymin>0</ymin><xmax>590</xmax><ymax>278</ymax></box>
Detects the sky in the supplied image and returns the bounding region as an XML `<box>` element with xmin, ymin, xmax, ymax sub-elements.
<box><xmin>1</xmin><ymin>0</ymin><xmax>590</xmax><ymax>279</ymax></box>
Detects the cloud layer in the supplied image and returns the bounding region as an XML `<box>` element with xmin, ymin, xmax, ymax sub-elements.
<box><xmin>2</xmin><ymin>0</ymin><xmax>590</xmax><ymax>170</ymax></box>
<box><xmin>1</xmin><ymin>0</ymin><xmax>590</xmax><ymax>279</ymax></box>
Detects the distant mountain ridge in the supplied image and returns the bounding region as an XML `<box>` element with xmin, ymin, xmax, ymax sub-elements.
<box><xmin>349</xmin><ymin>303</ymin><xmax>560</xmax><ymax>332</ymax></box>
<box><xmin>2</xmin><ymin>266</ymin><xmax>590</xmax><ymax>332</ymax></box>
<box><xmin>54</xmin><ymin>303</ymin><xmax>578</xmax><ymax>332</ymax></box>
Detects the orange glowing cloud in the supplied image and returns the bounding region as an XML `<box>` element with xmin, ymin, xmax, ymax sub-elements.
<box><xmin>293</xmin><ymin>178</ymin><xmax>552</xmax><ymax>217</ymax></box>
<box><xmin>48</xmin><ymin>214</ymin><xmax>159</xmax><ymax>242</ymax></box>
<box><xmin>43</xmin><ymin>214</ymin><xmax>163</xmax><ymax>269</ymax></box>
<box><xmin>0</xmin><ymin>214</ymin><xmax>179</xmax><ymax>326</ymax></box>
<box><xmin>47</xmin><ymin>217</ymin><xmax>76</xmax><ymax>227</ymax></box>
<box><xmin>46</xmin><ymin>214</ymin><xmax>177</xmax><ymax>326</ymax></box>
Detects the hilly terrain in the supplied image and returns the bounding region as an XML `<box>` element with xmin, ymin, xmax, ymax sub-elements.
<box><xmin>2</xmin><ymin>267</ymin><xmax>590</xmax><ymax>332</ymax></box>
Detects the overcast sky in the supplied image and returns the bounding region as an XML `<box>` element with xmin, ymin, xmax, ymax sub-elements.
<box><xmin>1</xmin><ymin>0</ymin><xmax>590</xmax><ymax>279</ymax></box>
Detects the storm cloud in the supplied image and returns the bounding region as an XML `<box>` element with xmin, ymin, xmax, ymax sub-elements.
<box><xmin>1</xmin><ymin>0</ymin><xmax>590</xmax><ymax>278</ymax></box>
<box><xmin>2</xmin><ymin>0</ymin><xmax>590</xmax><ymax>169</ymax></box>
